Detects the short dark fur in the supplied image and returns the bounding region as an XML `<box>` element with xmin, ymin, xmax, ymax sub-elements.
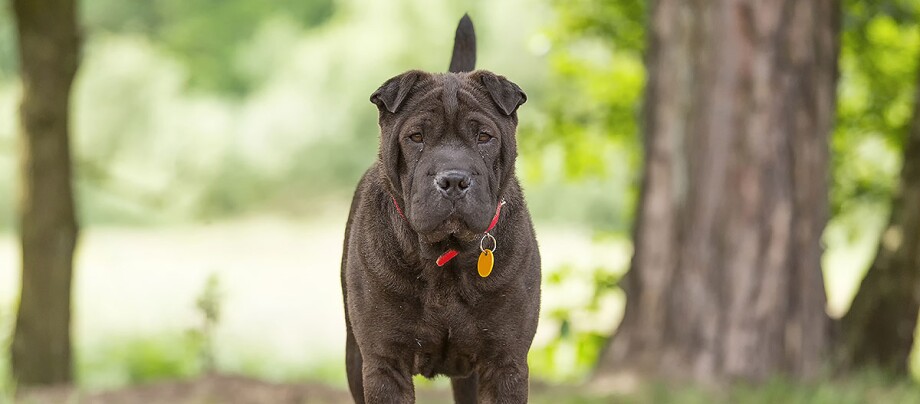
<box><xmin>341</xmin><ymin>16</ymin><xmax>540</xmax><ymax>404</ymax></box>
<box><xmin>448</xmin><ymin>14</ymin><xmax>476</xmax><ymax>73</ymax></box>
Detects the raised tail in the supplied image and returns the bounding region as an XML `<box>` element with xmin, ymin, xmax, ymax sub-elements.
<box><xmin>448</xmin><ymin>13</ymin><xmax>476</xmax><ymax>73</ymax></box>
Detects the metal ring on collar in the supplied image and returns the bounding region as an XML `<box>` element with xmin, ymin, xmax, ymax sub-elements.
<box><xmin>480</xmin><ymin>233</ymin><xmax>497</xmax><ymax>253</ymax></box>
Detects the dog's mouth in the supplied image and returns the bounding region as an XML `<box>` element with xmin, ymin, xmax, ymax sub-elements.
<box><xmin>417</xmin><ymin>227</ymin><xmax>479</xmax><ymax>261</ymax></box>
<box><xmin>409</xmin><ymin>201</ymin><xmax>494</xmax><ymax>260</ymax></box>
<box><xmin>418</xmin><ymin>217</ymin><xmax>479</xmax><ymax>244</ymax></box>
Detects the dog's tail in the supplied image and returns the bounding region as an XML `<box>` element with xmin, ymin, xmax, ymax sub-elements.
<box><xmin>448</xmin><ymin>13</ymin><xmax>476</xmax><ymax>73</ymax></box>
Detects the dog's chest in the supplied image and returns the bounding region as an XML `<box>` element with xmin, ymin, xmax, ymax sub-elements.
<box><xmin>409</xmin><ymin>274</ymin><xmax>485</xmax><ymax>378</ymax></box>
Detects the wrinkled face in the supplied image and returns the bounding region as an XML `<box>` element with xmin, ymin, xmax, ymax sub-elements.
<box><xmin>371</xmin><ymin>70</ymin><xmax>526</xmax><ymax>252</ymax></box>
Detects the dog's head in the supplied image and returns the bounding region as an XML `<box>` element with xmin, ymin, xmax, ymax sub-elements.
<box><xmin>371</xmin><ymin>70</ymin><xmax>526</xmax><ymax>254</ymax></box>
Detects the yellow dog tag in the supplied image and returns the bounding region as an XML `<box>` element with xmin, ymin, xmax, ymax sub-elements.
<box><xmin>478</xmin><ymin>249</ymin><xmax>494</xmax><ymax>277</ymax></box>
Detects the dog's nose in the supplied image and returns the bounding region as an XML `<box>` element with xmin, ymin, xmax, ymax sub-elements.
<box><xmin>435</xmin><ymin>170</ymin><xmax>472</xmax><ymax>200</ymax></box>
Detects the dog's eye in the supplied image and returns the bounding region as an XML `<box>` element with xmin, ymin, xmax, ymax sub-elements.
<box><xmin>477</xmin><ymin>132</ymin><xmax>493</xmax><ymax>144</ymax></box>
<box><xmin>408</xmin><ymin>133</ymin><xmax>423</xmax><ymax>143</ymax></box>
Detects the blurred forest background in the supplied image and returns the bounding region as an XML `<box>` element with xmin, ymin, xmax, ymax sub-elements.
<box><xmin>1</xmin><ymin>0</ymin><xmax>920</xmax><ymax>402</ymax></box>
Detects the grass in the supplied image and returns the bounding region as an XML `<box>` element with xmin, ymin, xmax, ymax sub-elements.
<box><xmin>524</xmin><ymin>373</ymin><xmax>920</xmax><ymax>404</ymax></box>
<box><xmin>76</xmin><ymin>332</ymin><xmax>203</xmax><ymax>389</ymax></box>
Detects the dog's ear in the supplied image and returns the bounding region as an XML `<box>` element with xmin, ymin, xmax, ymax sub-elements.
<box><xmin>370</xmin><ymin>71</ymin><xmax>424</xmax><ymax>114</ymax></box>
<box><xmin>479</xmin><ymin>72</ymin><xmax>527</xmax><ymax>116</ymax></box>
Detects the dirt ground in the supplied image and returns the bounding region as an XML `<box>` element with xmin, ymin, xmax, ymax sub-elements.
<box><xmin>14</xmin><ymin>374</ymin><xmax>468</xmax><ymax>404</ymax></box>
<box><xmin>12</xmin><ymin>375</ymin><xmax>608</xmax><ymax>404</ymax></box>
<box><xmin>16</xmin><ymin>375</ymin><xmax>350</xmax><ymax>404</ymax></box>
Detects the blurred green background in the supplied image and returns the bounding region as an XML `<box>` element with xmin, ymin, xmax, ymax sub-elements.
<box><xmin>0</xmin><ymin>0</ymin><xmax>919</xmax><ymax>400</ymax></box>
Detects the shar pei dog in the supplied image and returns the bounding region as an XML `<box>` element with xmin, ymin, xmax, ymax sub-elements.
<box><xmin>341</xmin><ymin>14</ymin><xmax>541</xmax><ymax>404</ymax></box>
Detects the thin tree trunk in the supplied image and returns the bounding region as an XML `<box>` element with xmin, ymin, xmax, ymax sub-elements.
<box><xmin>594</xmin><ymin>0</ymin><xmax>840</xmax><ymax>384</ymax></box>
<box><xmin>841</xmin><ymin>53</ymin><xmax>920</xmax><ymax>375</ymax></box>
<box><xmin>10</xmin><ymin>0</ymin><xmax>81</xmax><ymax>386</ymax></box>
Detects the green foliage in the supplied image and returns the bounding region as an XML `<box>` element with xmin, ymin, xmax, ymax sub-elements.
<box><xmin>550</xmin><ymin>0</ymin><xmax>645</xmax><ymax>52</ymax></box>
<box><xmin>0</xmin><ymin>86</ymin><xmax>13</xmax><ymax>231</ymax></box>
<box><xmin>833</xmin><ymin>0</ymin><xmax>920</xmax><ymax>233</ymax></box>
<box><xmin>530</xmin><ymin>263</ymin><xmax>618</xmax><ymax>380</ymax></box>
<box><xmin>1</xmin><ymin>0</ymin><xmax>336</xmax><ymax>92</ymax></box>
<box><xmin>529</xmin><ymin>325</ymin><xmax>608</xmax><ymax>382</ymax></box>
<box><xmin>280</xmin><ymin>359</ymin><xmax>347</xmax><ymax>388</ymax></box>
<box><xmin>81</xmin><ymin>0</ymin><xmax>335</xmax><ymax>94</ymax></box>
<box><xmin>75</xmin><ymin>333</ymin><xmax>350</xmax><ymax>391</ymax></box>
<box><xmin>196</xmin><ymin>153</ymin><xmax>281</xmax><ymax>218</ymax></box>
<box><xmin>537</xmin><ymin>0</ymin><xmax>646</xmax><ymax>170</ymax></box>
<box><xmin>529</xmin><ymin>236</ymin><xmax>631</xmax><ymax>382</ymax></box>
<box><xmin>192</xmin><ymin>274</ymin><xmax>222</xmax><ymax>374</ymax></box>
<box><xmin>0</xmin><ymin>1</ymin><xmax>15</xmax><ymax>81</ymax></box>
<box><xmin>0</xmin><ymin>0</ymin><xmax>558</xmax><ymax>228</ymax></box>
<box><xmin>77</xmin><ymin>333</ymin><xmax>202</xmax><ymax>388</ymax></box>
<box><xmin>0</xmin><ymin>303</ymin><xmax>14</xmax><ymax>402</ymax></box>
<box><xmin>519</xmin><ymin>0</ymin><xmax>646</xmax><ymax>233</ymax></box>
<box><xmin>76</xmin><ymin>276</ymin><xmax>220</xmax><ymax>389</ymax></box>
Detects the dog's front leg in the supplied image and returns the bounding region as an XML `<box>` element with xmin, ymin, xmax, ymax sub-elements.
<box><xmin>362</xmin><ymin>359</ymin><xmax>415</xmax><ymax>404</ymax></box>
<box><xmin>477</xmin><ymin>360</ymin><xmax>529</xmax><ymax>404</ymax></box>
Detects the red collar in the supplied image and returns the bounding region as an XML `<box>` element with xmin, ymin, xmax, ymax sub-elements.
<box><xmin>391</xmin><ymin>197</ymin><xmax>505</xmax><ymax>266</ymax></box>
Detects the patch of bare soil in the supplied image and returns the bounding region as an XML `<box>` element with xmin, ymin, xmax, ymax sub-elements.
<box><xmin>15</xmin><ymin>375</ymin><xmax>354</xmax><ymax>404</ymax></box>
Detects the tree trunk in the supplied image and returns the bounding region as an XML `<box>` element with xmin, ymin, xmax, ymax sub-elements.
<box><xmin>10</xmin><ymin>0</ymin><xmax>81</xmax><ymax>386</ymax></box>
<box><xmin>841</xmin><ymin>53</ymin><xmax>920</xmax><ymax>375</ymax></box>
<box><xmin>594</xmin><ymin>0</ymin><xmax>840</xmax><ymax>384</ymax></box>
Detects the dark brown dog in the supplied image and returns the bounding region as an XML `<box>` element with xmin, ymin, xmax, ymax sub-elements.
<box><xmin>341</xmin><ymin>15</ymin><xmax>541</xmax><ymax>404</ymax></box>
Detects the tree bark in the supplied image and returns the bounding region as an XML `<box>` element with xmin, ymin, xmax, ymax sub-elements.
<box><xmin>841</xmin><ymin>52</ymin><xmax>920</xmax><ymax>375</ymax></box>
<box><xmin>10</xmin><ymin>0</ymin><xmax>81</xmax><ymax>386</ymax></box>
<box><xmin>594</xmin><ymin>0</ymin><xmax>840</xmax><ymax>384</ymax></box>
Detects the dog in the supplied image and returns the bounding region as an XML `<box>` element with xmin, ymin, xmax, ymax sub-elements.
<box><xmin>341</xmin><ymin>14</ymin><xmax>541</xmax><ymax>403</ymax></box>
